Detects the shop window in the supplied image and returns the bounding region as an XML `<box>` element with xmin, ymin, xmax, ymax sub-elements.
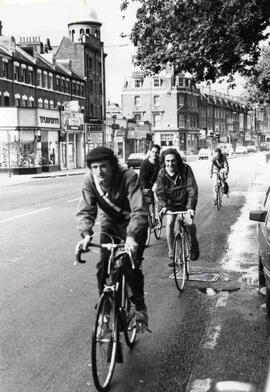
<box><xmin>2</xmin><ymin>60</ymin><xmax>8</xmax><ymax>78</ymax></box>
<box><xmin>160</xmin><ymin>133</ymin><xmax>174</xmax><ymax>147</ymax></box>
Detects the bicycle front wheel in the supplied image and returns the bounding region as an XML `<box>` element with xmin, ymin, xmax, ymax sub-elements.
<box><xmin>91</xmin><ymin>294</ymin><xmax>117</xmax><ymax>392</ymax></box>
<box><xmin>145</xmin><ymin>219</ymin><xmax>151</xmax><ymax>247</ymax></box>
<box><xmin>172</xmin><ymin>233</ymin><xmax>187</xmax><ymax>292</ymax></box>
<box><xmin>154</xmin><ymin>216</ymin><xmax>162</xmax><ymax>239</ymax></box>
<box><xmin>123</xmin><ymin>285</ymin><xmax>137</xmax><ymax>348</ymax></box>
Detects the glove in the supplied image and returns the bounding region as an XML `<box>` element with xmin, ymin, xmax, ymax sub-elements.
<box><xmin>159</xmin><ymin>207</ymin><xmax>167</xmax><ymax>216</ymax></box>
<box><xmin>187</xmin><ymin>209</ymin><xmax>195</xmax><ymax>219</ymax></box>
<box><xmin>125</xmin><ymin>236</ymin><xmax>139</xmax><ymax>255</ymax></box>
<box><xmin>81</xmin><ymin>233</ymin><xmax>92</xmax><ymax>251</ymax></box>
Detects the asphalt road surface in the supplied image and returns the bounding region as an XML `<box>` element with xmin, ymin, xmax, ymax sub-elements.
<box><xmin>0</xmin><ymin>154</ymin><xmax>265</xmax><ymax>392</ymax></box>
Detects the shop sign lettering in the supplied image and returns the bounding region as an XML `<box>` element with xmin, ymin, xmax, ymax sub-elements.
<box><xmin>39</xmin><ymin>116</ymin><xmax>60</xmax><ymax>127</ymax></box>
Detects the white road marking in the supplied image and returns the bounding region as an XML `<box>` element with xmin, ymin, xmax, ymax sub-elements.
<box><xmin>216</xmin><ymin>292</ymin><xmax>229</xmax><ymax>307</ymax></box>
<box><xmin>0</xmin><ymin>207</ymin><xmax>51</xmax><ymax>223</ymax></box>
<box><xmin>189</xmin><ymin>378</ymin><xmax>212</xmax><ymax>392</ymax></box>
<box><xmin>66</xmin><ymin>197</ymin><xmax>80</xmax><ymax>203</ymax></box>
<box><xmin>202</xmin><ymin>324</ymin><xmax>221</xmax><ymax>349</ymax></box>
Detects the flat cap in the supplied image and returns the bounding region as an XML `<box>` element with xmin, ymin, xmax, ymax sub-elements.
<box><xmin>86</xmin><ymin>147</ymin><xmax>114</xmax><ymax>164</ymax></box>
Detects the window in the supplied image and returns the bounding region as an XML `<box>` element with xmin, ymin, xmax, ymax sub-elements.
<box><xmin>66</xmin><ymin>80</ymin><xmax>70</xmax><ymax>93</ymax></box>
<box><xmin>76</xmin><ymin>83</ymin><xmax>80</xmax><ymax>95</ymax></box>
<box><xmin>134</xmin><ymin>113</ymin><xmax>142</xmax><ymax>122</ymax></box>
<box><xmin>2</xmin><ymin>61</ymin><xmax>8</xmax><ymax>78</ymax></box>
<box><xmin>177</xmin><ymin>77</ymin><xmax>184</xmax><ymax>87</ymax></box>
<box><xmin>56</xmin><ymin>76</ymin><xmax>60</xmax><ymax>91</ymax></box>
<box><xmin>153</xmin><ymin>78</ymin><xmax>160</xmax><ymax>87</ymax></box>
<box><xmin>153</xmin><ymin>113</ymin><xmax>161</xmax><ymax>127</ymax></box>
<box><xmin>89</xmin><ymin>79</ymin><xmax>93</xmax><ymax>93</ymax></box>
<box><xmin>14</xmin><ymin>65</ymin><xmax>19</xmax><ymax>81</ymax></box>
<box><xmin>4</xmin><ymin>96</ymin><xmax>10</xmax><ymax>106</ymax></box>
<box><xmin>28</xmin><ymin>68</ymin><xmax>34</xmax><ymax>85</ymax></box>
<box><xmin>72</xmin><ymin>81</ymin><xmax>76</xmax><ymax>94</ymax></box>
<box><xmin>61</xmin><ymin>78</ymin><xmax>65</xmax><ymax>92</ymax></box>
<box><xmin>38</xmin><ymin>98</ymin><xmax>43</xmax><ymax>108</ymax></box>
<box><xmin>153</xmin><ymin>95</ymin><xmax>160</xmax><ymax>106</ymax></box>
<box><xmin>134</xmin><ymin>96</ymin><xmax>141</xmax><ymax>106</ymax></box>
<box><xmin>22</xmin><ymin>96</ymin><xmax>27</xmax><ymax>107</ymax></box>
<box><xmin>37</xmin><ymin>70</ymin><xmax>41</xmax><ymax>86</ymax></box>
<box><xmin>161</xmin><ymin>133</ymin><xmax>174</xmax><ymax>146</ymax></box>
<box><xmin>15</xmin><ymin>97</ymin><xmax>21</xmax><ymax>107</ymax></box>
<box><xmin>44</xmin><ymin>99</ymin><xmax>49</xmax><ymax>109</ymax></box>
<box><xmin>48</xmin><ymin>73</ymin><xmax>53</xmax><ymax>89</ymax></box>
<box><xmin>49</xmin><ymin>100</ymin><xmax>54</xmax><ymax>109</ymax></box>
<box><xmin>89</xmin><ymin>57</ymin><xmax>93</xmax><ymax>70</ymax></box>
<box><xmin>134</xmin><ymin>79</ymin><xmax>142</xmax><ymax>88</ymax></box>
<box><xmin>178</xmin><ymin>114</ymin><xmax>185</xmax><ymax>128</ymax></box>
<box><xmin>21</xmin><ymin>67</ymin><xmax>26</xmax><ymax>83</ymax></box>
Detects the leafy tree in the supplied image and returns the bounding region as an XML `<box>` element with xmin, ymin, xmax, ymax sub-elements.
<box><xmin>245</xmin><ymin>46</ymin><xmax>270</xmax><ymax>105</ymax></box>
<box><xmin>121</xmin><ymin>0</ymin><xmax>270</xmax><ymax>84</ymax></box>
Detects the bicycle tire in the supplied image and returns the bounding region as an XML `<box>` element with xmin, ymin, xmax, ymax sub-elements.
<box><xmin>91</xmin><ymin>294</ymin><xmax>118</xmax><ymax>392</ymax></box>
<box><xmin>123</xmin><ymin>285</ymin><xmax>137</xmax><ymax>347</ymax></box>
<box><xmin>154</xmin><ymin>216</ymin><xmax>162</xmax><ymax>239</ymax></box>
<box><xmin>183</xmin><ymin>227</ymin><xmax>191</xmax><ymax>279</ymax></box>
<box><xmin>172</xmin><ymin>233</ymin><xmax>187</xmax><ymax>292</ymax></box>
<box><xmin>216</xmin><ymin>184</ymin><xmax>221</xmax><ymax>210</ymax></box>
<box><xmin>145</xmin><ymin>220</ymin><xmax>151</xmax><ymax>247</ymax></box>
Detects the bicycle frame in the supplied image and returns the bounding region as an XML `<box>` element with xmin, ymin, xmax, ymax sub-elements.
<box><xmin>214</xmin><ymin>174</ymin><xmax>223</xmax><ymax>210</ymax></box>
<box><xmin>144</xmin><ymin>189</ymin><xmax>163</xmax><ymax>246</ymax></box>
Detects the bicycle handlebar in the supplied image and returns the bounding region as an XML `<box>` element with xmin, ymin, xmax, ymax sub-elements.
<box><xmin>75</xmin><ymin>241</ymin><xmax>135</xmax><ymax>268</ymax></box>
<box><xmin>165</xmin><ymin>211</ymin><xmax>189</xmax><ymax>215</ymax></box>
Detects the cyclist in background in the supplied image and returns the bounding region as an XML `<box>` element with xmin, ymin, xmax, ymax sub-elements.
<box><xmin>210</xmin><ymin>148</ymin><xmax>229</xmax><ymax>204</ymax></box>
<box><xmin>156</xmin><ymin>148</ymin><xmax>200</xmax><ymax>267</ymax></box>
<box><xmin>76</xmin><ymin>147</ymin><xmax>149</xmax><ymax>330</ymax></box>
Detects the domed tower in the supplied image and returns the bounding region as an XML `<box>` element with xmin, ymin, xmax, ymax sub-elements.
<box><xmin>68</xmin><ymin>6</ymin><xmax>102</xmax><ymax>43</ymax></box>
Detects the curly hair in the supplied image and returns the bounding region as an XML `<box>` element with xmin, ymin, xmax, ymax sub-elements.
<box><xmin>160</xmin><ymin>148</ymin><xmax>184</xmax><ymax>170</ymax></box>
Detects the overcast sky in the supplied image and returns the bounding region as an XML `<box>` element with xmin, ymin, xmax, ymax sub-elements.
<box><xmin>0</xmin><ymin>0</ymin><xmax>246</xmax><ymax>104</ymax></box>
<box><xmin>0</xmin><ymin>0</ymin><xmax>138</xmax><ymax>104</ymax></box>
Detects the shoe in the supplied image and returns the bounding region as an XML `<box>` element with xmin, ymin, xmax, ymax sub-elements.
<box><xmin>168</xmin><ymin>257</ymin><xmax>174</xmax><ymax>267</ymax></box>
<box><xmin>190</xmin><ymin>237</ymin><xmax>200</xmax><ymax>261</ymax></box>
<box><xmin>135</xmin><ymin>308</ymin><xmax>148</xmax><ymax>333</ymax></box>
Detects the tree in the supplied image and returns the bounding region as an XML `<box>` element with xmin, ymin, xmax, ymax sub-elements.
<box><xmin>121</xmin><ymin>0</ymin><xmax>270</xmax><ymax>84</ymax></box>
<box><xmin>245</xmin><ymin>46</ymin><xmax>270</xmax><ymax>105</ymax></box>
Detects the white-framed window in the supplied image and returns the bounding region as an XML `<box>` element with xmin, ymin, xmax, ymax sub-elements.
<box><xmin>160</xmin><ymin>133</ymin><xmax>174</xmax><ymax>146</ymax></box>
<box><xmin>15</xmin><ymin>93</ymin><xmax>21</xmax><ymax>107</ymax></box>
<box><xmin>134</xmin><ymin>96</ymin><xmax>141</xmax><ymax>106</ymax></box>
<box><xmin>38</xmin><ymin>98</ymin><xmax>43</xmax><ymax>108</ymax></box>
<box><xmin>153</xmin><ymin>113</ymin><xmax>161</xmax><ymax>127</ymax></box>
<box><xmin>44</xmin><ymin>99</ymin><xmax>49</xmax><ymax>109</ymax></box>
<box><xmin>134</xmin><ymin>113</ymin><xmax>142</xmax><ymax>122</ymax></box>
<box><xmin>28</xmin><ymin>67</ymin><xmax>34</xmax><ymax>85</ymax></box>
<box><xmin>134</xmin><ymin>79</ymin><xmax>142</xmax><ymax>88</ymax></box>
<box><xmin>22</xmin><ymin>95</ymin><xmax>28</xmax><ymax>107</ymax></box>
<box><xmin>2</xmin><ymin>60</ymin><xmax>9</xmax><ymax>78</ymax></box>
<box><xmin>21</xmin><ymin>65</ymin><xmax>26</xmax><ymax>83</ymax></box>
<box><xmin>153</xmin><ymin>95</ymin><xmax>160</xmax><ymax>106</ymax></box>
<box><xmin>153</xmin><ymin>78</ymin><xmax>160</xmax><ymax>87</ymax></box>
<box><xmin>29</xmin><ymin>96</ymin><xmax>35</xmax><ymax>107</ymax></box>
<box><xmin>49</xmin><ymin>100</ymin><xmax>54</xmax><ymax>109</ymax></box>
<box><xmin>14</xmin><ymin>64</ymin><xmax>19</xmax><ymax>81</ymax></box>
<box><xmin>48</xmin><ymin>73</ymin><xmax>53</xmax><ymax>89</ymax></box>
<box><xmin>37</xmin><ymin>69</ymin><xmax>42</xmax><ymax>86</ymax></box>
<box><xmin>178</xmin><ymin>113</ymin><xmax>185</xmax><ymax>127</ymax></box>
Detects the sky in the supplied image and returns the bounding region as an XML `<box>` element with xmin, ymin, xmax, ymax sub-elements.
<box><xmin>0</xmin><ymin>0</ymin><xmax>138</xmax><ymax>104</ymax></box>
<box><xmin>0</xmin><ymin>0</ymin><xmax>247</xmax><ymax>104</ymax></box>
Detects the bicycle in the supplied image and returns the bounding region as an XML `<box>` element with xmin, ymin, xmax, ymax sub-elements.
<box><xmin>75</xmin><ymin>240</ymin><xmax>138</xmax><ymax>392</ymax></box>
<box><xmin>143</xmin><ymin>189</ymin><xmax>163</xmax><ymax>246</ymax></box>
<box><xmin>166</xmin><ymin>211</ymin><xmax>191</xmax><ymax>292</ymax></box>
<box><xmin>214</xmin><ymin>173</ymin><xmax>223</xmax><ymax>210</ymax></box>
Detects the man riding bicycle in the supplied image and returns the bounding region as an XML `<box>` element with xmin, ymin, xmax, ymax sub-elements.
<box><xmin>76</xmin><ymin>147</ymin><xmax>149</xmax><ymax>330</ymax></box>
<box><xmin>139</xmin><ymin>144</ymin><xmax>161</xmax><ymax>220</ymax></box>
<box><xmin>210</xmin><ymin>148</ymin><xmax>229</xmax><ymax>204</ymax></box>
<box><xmin>156</xmin><ymin>148</ymin><xmax>200</xmax><ymax>267</ymax></box>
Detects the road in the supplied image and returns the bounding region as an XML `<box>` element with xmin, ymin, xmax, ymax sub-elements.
<box><xmin>0</xmin><ymin>154</ymin><xmax>268</xmax><ymax>392</ymax></box>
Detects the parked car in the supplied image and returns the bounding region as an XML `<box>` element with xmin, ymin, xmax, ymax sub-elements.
<box><xmin>249</xmin><ymin>186</ymin><xmax>270</xmax><ymax>315</ymax></box>
<box><xmin>126</xmin><ymin>152</ymin><xmax>146</xmax><ymax>168</ymax></box>
<box><xmin>247</xmin><ymin>145</ymin><xmax>257</xmax><ymax>153</ymax></box>
<box><xmin>259</xmin><ymin>143</ymin><xmax>270</xmax><ymax>151</ymax></box>
<box><xmin>198</xmin><ymin>148</ymin><xmax>210</xmax><ymax>160</ymax></box>
<box><xmin>235</xmin><ymin>146</ymin><xmax>248</xmax><ymax>154</ymax></box>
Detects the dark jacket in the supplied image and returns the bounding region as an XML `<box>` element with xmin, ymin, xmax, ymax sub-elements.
<box><xmin>210</xmin><ymin>155</ymin><xmax>229</xmax><ymax>175</ymax></box>
<box><xmin>139</xmin><ymin>158</ymin><xmax>160</xmax><ymax>189</ymax></box>
<box><xmin>76</xmin><ymin>168</ymin><xmax>148</xmax><ymax>239</ymax></box>
<box><xmin>156</xmin><ymin>163</ymin><xmax>198</xmax><ymax>211</ymax></box>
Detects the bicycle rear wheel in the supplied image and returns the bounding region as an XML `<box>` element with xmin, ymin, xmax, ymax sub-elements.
<box><xmin>216</xmin><ymin>184</ymin><xmax>221</xmax><ymax>210</ymax></box>
<box><xmin>145</xmin><ymin>216</ymin><xmax>151</xmax><ymax>247</ymax></box>
<box><xmin>92</xmin><ymin>294</ymin><xmax>117</xmax><ymax>392</ymax></box>
<box><xmin>172</xmin><ymin>233</ymin><xmax>187</xmax><ymax>292</ymax></box>
<box><xmin>154</xmin><ymin>216</ymin><xmax>162</xmax><ymax>239</ymax></box>
<box><xmin>123</xmin><ymin>285</ymin><xmax>137</xmax><ymax>347</ymax></box>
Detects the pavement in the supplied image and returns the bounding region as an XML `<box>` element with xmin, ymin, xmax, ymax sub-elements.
<box><xmin>187</xmin><ymin>156</ymin><xmax>270</xmax><ymax>392</ymax></box>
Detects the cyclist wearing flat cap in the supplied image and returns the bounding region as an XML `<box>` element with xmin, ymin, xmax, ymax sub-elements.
<box><xmin>76</xmin><ymin>147</ymin><xmax>149</xmax><ymax>331</ymax></box>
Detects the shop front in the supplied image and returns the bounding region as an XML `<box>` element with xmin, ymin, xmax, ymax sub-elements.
<box><xmin>0</xmin><ymin>108</ymin><xmax>42</xmax><ymax>174</ymax></box>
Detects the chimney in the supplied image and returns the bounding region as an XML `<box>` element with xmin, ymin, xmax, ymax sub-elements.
<box><xmin>0</xmin><ymin>21</ymin><xmax>2</xmax><ymax>36</ymax></box>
